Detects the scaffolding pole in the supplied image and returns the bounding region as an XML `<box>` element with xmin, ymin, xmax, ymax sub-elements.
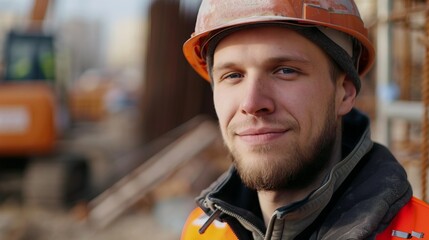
<box><xmin>421</xmin><ymin>0</ymin><xmax>429</xmax><ymax>202</ymax></box>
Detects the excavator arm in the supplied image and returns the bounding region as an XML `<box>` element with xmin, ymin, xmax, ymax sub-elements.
<box><xmin>30</xmin><ymin>0</ymin><xmax>51</xmax><ymax>30</ymax></box>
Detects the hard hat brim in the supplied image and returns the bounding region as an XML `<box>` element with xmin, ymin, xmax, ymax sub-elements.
<box><xmin>183</xmin><ymin>15</ymin><xmax>375</xmax><ymax>83</ymax></box>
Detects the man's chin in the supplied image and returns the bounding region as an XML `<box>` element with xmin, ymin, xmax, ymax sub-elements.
<box><xmin>232</xmin><ymin>156</ymin><xmax>297</xmax><ymax>190</ymax></box>
<box><xmin>233</xmin><ymin>154</ymin><xmax>281</xmax><ymax>169</ymax></box>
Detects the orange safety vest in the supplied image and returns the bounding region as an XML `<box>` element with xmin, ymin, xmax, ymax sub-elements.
<box><xmin>376</xmin><ymin>197</ymin><xmax>429</xmax><ymax>240</ymax></box>
<box><xmin>181</xmin><ymin>197</ymin><xmax>429</xmax><ymax>240</ymax></box>
<box><xmin>181</xmin><ymin>207</ymin><xmax>238</xmax><ymax>240</ymax></box>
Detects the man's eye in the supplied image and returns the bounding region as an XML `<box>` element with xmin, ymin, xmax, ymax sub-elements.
<box><xmin>224</xmin><ymin>72</ymin><xmax>243</xmax><ymax>79</ymax></box>
<box><xmin>275</xmin><ymin>68</ymin><xmax>297</xmax><ymax>75</ymax></box>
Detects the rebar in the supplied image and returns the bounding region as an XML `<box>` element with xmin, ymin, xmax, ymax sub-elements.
<box><xmin>421</xmin><ymin>0</ymin><xmax>429</xmax><ymax>202</ymax></box>
<box><xmin>401</xmin><ymin>0</ymin><xmax>412</xmax><ymax>143</ymax></box>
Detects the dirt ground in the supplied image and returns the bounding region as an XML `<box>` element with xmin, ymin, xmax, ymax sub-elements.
<box><xmin>0</xmin><ymin>121</ymin><xmax>228</xmax><ymax>240</ymax></box>
<box><xmin>0</xmin><ymin>196</ymin><xmax>194</xmax><ymax>240</ymax></box>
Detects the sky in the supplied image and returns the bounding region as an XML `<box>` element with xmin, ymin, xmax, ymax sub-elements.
<box><xmin>0</xmin><ymin>0</ymin><xmax>152</xmax><ymax>23</ymax></box>
<box><xmin>0</xmin><ymin>0</ymin><xmax>32</xmax><ymax>14</ymax></box>
<box><xmin>53</xmin><ymin>0</ymin><xmax>151</xmax><ymax>22</ymax></box>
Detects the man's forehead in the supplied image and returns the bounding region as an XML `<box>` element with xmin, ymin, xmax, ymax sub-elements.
<box><xmin>212</xmin><ymin>26</ymin><xmax>316</xmax><ymax>59</ymax></box>
<box><xmin>213</xmin><ymin>25</ymin><xmax>307</xmax><ymax>49</ymax></box>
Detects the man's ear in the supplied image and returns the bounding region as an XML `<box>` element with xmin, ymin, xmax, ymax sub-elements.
<box><xmin>337</xmin><ymin>76</ymin><xmax>357</xmax><ymax>116</ymax></box>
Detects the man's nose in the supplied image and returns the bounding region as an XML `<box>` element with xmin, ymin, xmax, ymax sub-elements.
<box><xmin>239</xmin><ymin>77</ymin><xmax>275</xmax><ymax>116</ymax></box>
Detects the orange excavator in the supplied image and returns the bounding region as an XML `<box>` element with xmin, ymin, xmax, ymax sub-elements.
<box><xmin>0</xmin><ymin>0</ymin><xmax>89</xmax><ymax>207</ymax></box>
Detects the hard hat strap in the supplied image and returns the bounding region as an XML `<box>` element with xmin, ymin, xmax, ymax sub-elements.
<box><xmin>295</xmin><ymin>26</ymin><xmax>361</xmax><ymax>93</ymax></box>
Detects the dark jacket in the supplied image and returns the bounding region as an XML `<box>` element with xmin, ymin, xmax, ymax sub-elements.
<box><xmin>193</xmin><ymin>109</ymin><xmax>412</xmax><ymax>240</ymax></box>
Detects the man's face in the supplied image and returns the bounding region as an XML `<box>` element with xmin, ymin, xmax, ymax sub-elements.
<box><xmin>212</xmin><ymin>26</ymin><xmax>349</xmax><ymax>191</ymax></box>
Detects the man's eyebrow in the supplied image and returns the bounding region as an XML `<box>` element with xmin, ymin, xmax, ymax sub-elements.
<box><xmin>213</xmin><ymin>55</ymin><xmax>312</xmax><ymax>72</ymax></box>
<box><xmin>212</xmin><ymin>62</ymin><xmax>238</xmax><ymax>73</ymax></box>
<box><xmin>264</xmin><ymin>56</ymin><xmax>311</xmax><ymax>65</ymax></box>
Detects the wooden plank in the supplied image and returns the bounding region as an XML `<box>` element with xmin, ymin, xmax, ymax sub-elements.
<box><xmin>87</xmin><ymin>118</ymin><xmax>219</xmax><ymax>228</ymax></box>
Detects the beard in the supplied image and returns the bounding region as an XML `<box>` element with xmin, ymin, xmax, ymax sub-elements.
<box><xmin>227</xmin><ymin>103</ymin><xmax>338</xmax><ymax>191</ymax></box>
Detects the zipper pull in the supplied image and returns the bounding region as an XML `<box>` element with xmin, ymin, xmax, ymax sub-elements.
<box><xmin>199</xmin><ymin>208</ymin><xmax>221</xmax><ymax>234</ymax></box>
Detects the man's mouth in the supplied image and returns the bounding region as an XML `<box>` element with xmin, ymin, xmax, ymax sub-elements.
<box><xmin>236</xmin><ymin>127</ymin><xmax>288</xmax><ymax>144</ymax></box>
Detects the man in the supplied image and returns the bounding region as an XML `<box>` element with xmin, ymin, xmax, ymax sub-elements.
<box><xmin>181</xmin><ymin>0</ymin><xmax>429</xmax><ymax>239</ymax></box>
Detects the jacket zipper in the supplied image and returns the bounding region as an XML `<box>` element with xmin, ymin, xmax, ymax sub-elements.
<box><xmin>215</xmin><ymin>204</ymin><xmax>265</xmax><ymax>238</ymax></box>
<box><xmin>198</xmin><ymin>208</ymin><xmax>222</xmax><ymax>234</ymax></box>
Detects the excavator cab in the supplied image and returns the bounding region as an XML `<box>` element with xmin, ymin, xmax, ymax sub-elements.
<box><xmin>0</xmin><ymin>30</ymin><xmax>89</xmax><ymax>207</ymax></box>
<box><xmin>0</xmin><ymin>31</ymin><xmax>56</xmax><ymax>156</ymax></box>
<box><xmin>3</xmin><ymin>31</ymin><xmax>55</xmax><ymax>81</ymax></box>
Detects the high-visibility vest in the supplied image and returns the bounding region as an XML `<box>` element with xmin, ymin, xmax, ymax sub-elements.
<box><xmin>181</xmin><ymin>207</ymin><xmax>238</xmax><ymax>240</ymax></box>
<box><xmin>181</xmin><ymin>197</ymin><xmax>429</xmax><ymax>240</ymax></box>
<box><xmin>376</xmin><ymin>197</ymin><xmax>429</xmax><ymax>240</ymax></box>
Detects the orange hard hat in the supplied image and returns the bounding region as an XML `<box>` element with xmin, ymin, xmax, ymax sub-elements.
<box><xmin>183</xmin><ymin>0</ymin><xmax>375</xmax><ymax>84</ymax></box>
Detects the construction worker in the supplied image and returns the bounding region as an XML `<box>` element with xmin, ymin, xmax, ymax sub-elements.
<box><xmin>181</xmin><ymin>0</ymin><xmax>429</xmax><ymax>239</ymax></box>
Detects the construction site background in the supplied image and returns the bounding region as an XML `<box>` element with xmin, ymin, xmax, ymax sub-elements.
<box><xmin>0</xmin><ymin>0</ymin><xmax>429</xmax><ymax>239</ymax></box>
